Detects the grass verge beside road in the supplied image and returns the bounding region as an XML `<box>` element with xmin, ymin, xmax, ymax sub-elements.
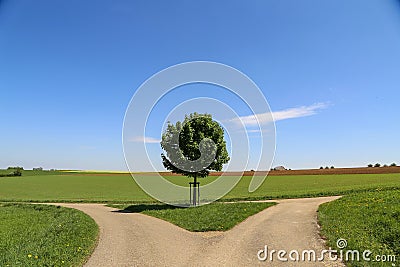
<box><xmin>0</xmin><ymin>204</ymin><xmax>98</xmax><ymax>267</ymax></box>
<box><xmin>318</xmin><ymin>189</ymin><xmax>399</xmax><ymax>267</ymax></box>
<box><xmin>111</xmin><ymin>202</ymin><xmax>276</xmax><ymax>231</ymax></box>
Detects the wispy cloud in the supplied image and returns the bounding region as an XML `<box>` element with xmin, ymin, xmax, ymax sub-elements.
<box><xmin>129</xmin><ymin>136</ymin><xmax>161</xmax><ymax>144</ymax></box>
<box><xmin>130</xmin><ymin>103</ymin><xmax>328</xmax><ymax>143</ymax></box>
<box><xmin>271</xmin><ymin>102</ymin><xmax>329</xmax><ymax>122</ymax></box>
<box><xmin>230</xmin><ymin>102</ymin><xmax>329</xmax><ymax>127</ymax></box>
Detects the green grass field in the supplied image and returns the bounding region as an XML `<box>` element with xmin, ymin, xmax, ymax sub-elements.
<box><xmin>111</xmin><ymin>202</ymin><xmax>276</xmax><ymax>231</ymax></box>
<box><xmin>318</xmin><ymin>189</ymin><xmax>399</xmax><ymax>267</ymax></box>
<box><xmin>1</xmin><ymin>170</ymin><xmax>398</xmax><ymax>266</ymax></box>
<box><xmin>0</xmin><ymin>203</ymin><xmax>98</xmax><ymax>267</ymax></box>
<box><xmin>0</xmin><ymin>171</ymin><xmax>399</xmax><ymax>202</ymax></box>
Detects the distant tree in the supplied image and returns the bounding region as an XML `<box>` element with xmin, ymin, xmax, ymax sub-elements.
<box><xmin>390</xmin><ymin>163</ymin><xmax>397</xmax><ymax>167</ymax></box>
<box><xmin>320</xmin><ymin>167</ymin><xmax>324</xmax><ymax>169</ymax></box>
<box><xmin>161</xmin><ymin>113</ymin><xmax>230</xmax><ymax>206</ymax></box>
<box><xmin>368</xmin><ymin>164</ymin><xmax>373</xmax><ymax>168</ymax></box>
<box><xmin>330</xmin><ymin>166</ymin><xmax>335</xmax><ymax>169</ymax></box>
<box><xmin>7</xmin><ymin>166</ymin><xmax>24</xmax><ymax>170</ymax></box>
<box><xmin>383</xmin><ymin>164</ymin><xmax>388</xmax><ymax>167</ymax></box>
<box><xmin>374</xmin><ymin>163</ymin><xmax>381</xmax><ymax>168</ymax></box>
<box><xmin>0</xmin><ymin>168</ymin><xmax>22</xmax><ymax>177</ymax></box>
<box><xmin>325</xmin><ymin>166</ymin><xmax>329</xmax><ymax>169</ymax></box>
<box><xmin>12</xmin><ymin>169</ymin><xmax>22</xmax><ymax>176</ymax></box>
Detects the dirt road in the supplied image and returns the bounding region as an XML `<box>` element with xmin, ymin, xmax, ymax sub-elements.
<box><xmin>59</xmin><ymin>196</ymin><xmax>345</xmax><ymax>267</ymax></box>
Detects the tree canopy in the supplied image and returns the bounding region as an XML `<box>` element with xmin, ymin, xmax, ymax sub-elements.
<box><xmin>160</xmin><ymin>113</ymin><xmax>230</xmax><ymax>178</ymax></box>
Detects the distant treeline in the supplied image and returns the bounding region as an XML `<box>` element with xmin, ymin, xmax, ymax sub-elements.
<box><xmin>7</xmin><ymin>166</ymin><xmax>24</xmax><ymax>170</ymax></box>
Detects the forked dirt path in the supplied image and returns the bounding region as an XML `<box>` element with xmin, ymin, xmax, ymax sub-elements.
<box><xmin>58</xmin><ymin>196</ymin><xmax>345</xmax><ymax>267</ymax></box>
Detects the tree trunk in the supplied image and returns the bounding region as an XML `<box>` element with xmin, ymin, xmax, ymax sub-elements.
<box><xmin>193</xmin><ymin>175</ymin><xmax>197</xmax><ymax>206</ymax></box>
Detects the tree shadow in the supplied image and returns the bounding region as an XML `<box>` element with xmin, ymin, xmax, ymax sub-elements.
<box><xmin>113</xmin><ymin>203</ymin><xmax>186</xmax><ymax>213</ymax></box>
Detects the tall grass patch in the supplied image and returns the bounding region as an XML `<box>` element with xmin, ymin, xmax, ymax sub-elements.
<box><xmin>318</xmin><ymin>189</ymin><xmax>399</xmax><ymax>266</ymax></box>
<box><xmin>0</xmin><ymin>204</ymin><xmax>98</xmax><ymax>266</ymax></box>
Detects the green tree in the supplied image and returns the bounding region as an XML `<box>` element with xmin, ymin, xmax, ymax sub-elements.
<box><xmin>161</xmin><ymin>113</ymin><xmax>230</xmax><ymax>206</ymax></box>
<box><xmin>12</xmin><ymin>169</ymin><xmax>22</xmax><ymax>176</ymax></box>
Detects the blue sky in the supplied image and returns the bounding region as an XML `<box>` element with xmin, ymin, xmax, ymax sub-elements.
<box><xmin>1</xmin><ymin>0</ymin><xmax>399</xmax><ymax>171</ymax></box>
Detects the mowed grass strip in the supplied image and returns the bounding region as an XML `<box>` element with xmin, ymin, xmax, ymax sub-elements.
<box><xmin>0</xmin><ymin>204</ymin><xmax>98</xmax><ymax>267</ymax></box>
<box><xmin>112</xmin><ymin>202</ymin><xmax>276</xmax><ymax>232</ymax></box>
<box><xmin>0</xmin><ymin>171</ymin><xmax>399</xmax><ymax>202</ymax></box>
<box><xmin>318</xmin><ymin>189</ymin><xmax>399</xmax><ymax>267</ymax></box>
<box><xmin>0</xmin><ymin>174</ymin><xmax>153</xmax><ymax>202</ymax></box>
